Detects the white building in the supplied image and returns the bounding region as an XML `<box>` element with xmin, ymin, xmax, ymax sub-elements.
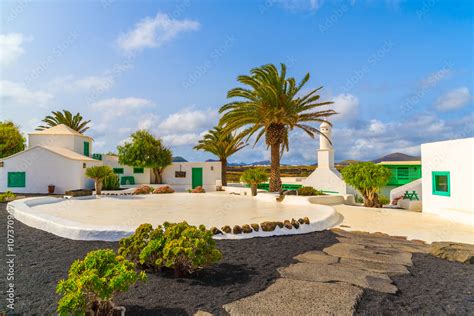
<box><xmin>302</xmin><ymin>121</ymin><xmax>350</xmax><ymax>194</ymax></box>
<box><xmin>421</xmin><ymin>137</ymin><xmax>473</xmax><ymax>225</ymax></box>
<box><xmin>0</xmin><ymin>124</ymin><xmax>221</xmax><ymax>194</ymax></box>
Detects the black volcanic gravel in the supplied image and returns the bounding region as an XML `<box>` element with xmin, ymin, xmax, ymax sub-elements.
<box><xmin>1</xmin><ymin>201</ymin><xmax>473</xmax><ymax>315</ymax></box>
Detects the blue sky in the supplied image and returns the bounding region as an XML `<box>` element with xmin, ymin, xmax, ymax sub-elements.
<box><xmin>1</xmin><ymin>0</ymin><xmax>472</xmax><ymax>163</ymax></box>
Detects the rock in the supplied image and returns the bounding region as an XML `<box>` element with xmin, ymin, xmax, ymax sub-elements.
<box><xmin>279</xmin><ymin>262</ymin><xmax>397</xmax><ymax>294</ymax></box>
<box><xmin>232</xmin><ymin>225</ymin><xmax>242</xmax><ymax>234</ymax></box>
<box><xmin>294</xmin><ymin>251</ymin><xmax>339</xmax><ymax>264</ymax></box>
<box><xmin>250</xmin><ymin>223</ymin><xmax>260</xmax><ymax>232</ymax></box>
<box><xmin>242</xmin><ymin>224</ymin><xmax>253</xmax><ymax>234</ymax></box>
<box><xmin>260</xmin><ymin>222</ymin><xmax>277</xmax><ymax>232</ymax></box>
<box><xmin>276</xmin><ymin>222</ymin><xmax>284</xmax><ymax>228</ymax></box>
<box><xmin>303</xmin><ymin>217</ymin><xmax>310</xmax><ymax>225</ymax></box>
<box><xmin>335</xmin><ymin>236</ymin><xmax>430</xmax><ymax>254</ymax></box>
<box><xmin>191</xmin><ymin>186</ymin><xmax>206</xmax><ymax>193</ymax></box>
<box><xmin>209</xmin><ymin>227</ymin><xmax>222</xmax><ymax>235</ymax></box>
<box><xmin>132</xmin><ymin>185</ymin><xmax>153</xmax><ymax>195</ymax></box>
<box><xmin>283</xmin><ymin>190</ymin><xmax>297</xmax><ymax>195</ymax></box>
<box><xmin>283</xmin><ymin>220</ymin><xmax>293</xmax><ymax>229</ymax></box>
<box><xmin>153</xmin><ymin>186</ymin><xmax>175</xmax><ymax>194</ymax></box>
<box><xmin>221</xmin><ymin>225</ymin><xmax>231</xmax><ymax>233</ymax></box>
<box><xmin>194</xmin><ymin>311</ymin><xmax>213</xmax><ymax>316</ymax></box>
<box><xmin>65</xmin><ymin>189</ymin><xmax>92</xmax><ymax>197</ymax></box>
<box><xmin>223</xmin><ymin>278</ymin><xmax>363</xmax><ymax>316</ymax></box>
<box><xmin>323</xmin><ymin>243</ymin><xmax>413</xmax><ymax>266</ymax></box>
<box><xmin>430</xmin><ymin>242</ymin><xmax>474</xmax><ymax>264</ymax></box>
<box><xmin>298</xmin><ymin>218</ymin><xmax>305</xmax><ymax>224</ymax></box>
<box><xmin>338</xmin><ymin>257</ymin><xmax>410</xmax><ymax>275</ymax></box>
<box><xmin>291</xmin><ymin>218</ymin><xmax>300</xmax><ymax>229</ymax></box>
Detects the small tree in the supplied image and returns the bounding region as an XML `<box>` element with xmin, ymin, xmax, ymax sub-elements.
<box><xmin>240</xmin><ymin>168</ymin><xmax>269</xmax><ymax>196</ymax></box>
<box><xmin>117</xmin><ymin>130</ymin><xmax>172</xmax><ymax>184</ymax></box>
<box><xmin>0</xmin><ymin>121</ymin><xmax>25</xmax><ymax>158</ymax></box>
<box><xmin>341</xmin><ymin>162</ymin><xmax>391</xmax><ymax>208</ymax></box>
<box><xmin>56</xmin><ymin>249</ymin><xmax>146</xmax><ymax>315</ymax></box>
<box><xmin>85</xmin><ymin>166</ymin><xmax>113</xmax><ymax>195</ymax></box>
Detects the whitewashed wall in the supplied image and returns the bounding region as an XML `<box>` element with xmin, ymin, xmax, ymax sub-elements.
<box><xmin>162</xmin><ymin>162</ymin><xmax>222</xmax><ymax>191</ymax></box>
<box><xmin>421</xmin><ymin>138</ymin><xmax>473</xmax><ymax>225</ymax></box>
<box><xmin>102</xmin><ymin>155</ymin><xmax>151</xmax><ymax>184</ymax></box>
<box><xmin>28</xmin><ymin>134</ymin><xmax>92</xmax><ymax>156</ymax></box>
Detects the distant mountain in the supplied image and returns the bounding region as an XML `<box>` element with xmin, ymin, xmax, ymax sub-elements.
<box><xmin>228</xmin><ymin>160</ymin><xmax>271</xmax><ymax>166</ymax></box>
<box><xmin>372</xmin><ymin>153</ymin><xmax>420</xmax><ymax>163</ymax></box>
<box><xmin>205</xmin><ymin>159</ymin><xmax>220</xmax><ymax>162</ymax></box>
<box><xmin>172</xmin><ymin>156</ymin><xmax>188</xmax><ymax>162</ymax></box>
<box><xmin>337</xmin><ymin>159</ymin><xmax>361</xmax><ymax>166</ymax></box>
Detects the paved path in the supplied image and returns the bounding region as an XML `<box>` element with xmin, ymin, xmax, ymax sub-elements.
<box><xmin>223</xmin><ymin>229</ymin><xmax>430</xmax><ymax>315</ymax></box>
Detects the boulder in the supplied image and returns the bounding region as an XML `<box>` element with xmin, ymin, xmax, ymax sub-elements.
<box><xmin>303</xmin><ymin>217</ymin><xmax>310</xmax><ymax>225</ymax></box>
<box><xmin>242</xmin><ymin>224</ymin><xmax>253</xmax><ymax>234</ymax></box>
<box><xmin>232</xmin><ymin>225</ymin><xmax>243</xmax><ymax>234</ymax></box>
<box><xmin>221</xmin><ymin>225</ymin><xmax>231</xmax><ymax>233</ymax></box>
<box><xmin>65</xmin><ymin>189</ymin><xmax>92</xmax><ymax>197</ymax></box>
<box><xmin>298</xmin><ymin>218</ymin><xmax>305</xmax><ymax>225</ymax></box>
<box><xmin>191</xmin><ymin>186</ymin><xmax>206</xmax><ymax>193</ymax></box>
<box><xmin>283</xmin><ymin>220</ymin><xmax>293</xmax><ymax>230</ymax></box>
<box><xmin>153</xmin><ymin>186</ymin><xmax>175</xmax><ymax>194</ymax></box>
<box><xmin>291</xmin><ymin>218</ymin><xmax>300</xmax><ymax>229</ymax></box>
<box><xmin>283</xmin><ymin>190</ymin><xmax>297</xmax><ymax>195</ymax></box>
<box><xmin>430</xmin><ymin>242</ymin><xmax>474</xmax><ymax>264</ymax></box>
<box><xmin>210</xmin><ymin>227</ymin><xmax>223</xmax><ymax>235</ymax></box>
<box><xmin>250</xmin><ymin>223</ymin><xmax>260</xmax><ymax>232</ymax></box>
<box><xmin>276</xmin><ymin>222</ymin><xmax>284</xmax><ymax>228</ymax></box>
<box><xmin>261</xmin><ymin>222</ymin><xmax>277</xmax><ymax>232</ymax></box>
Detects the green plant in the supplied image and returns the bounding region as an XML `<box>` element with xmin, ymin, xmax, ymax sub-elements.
<box><xmin>103</xmin><ymin>174</ymin><xmax>120</xmax><ymax>190</ymax></box>
<box><xmin>240</xmin><ymin>168</ymin><xmax>268</xmax><ymax>196</ymax></box>
<box><xmin>341</xmin><ymin>162</ymin><xmax>391</xmax><ymax>208</ymax></box>
<box><xmin>219</xmin><ymin>63</ymin><xmax>336</xmax><ymax>192</ymax></box>
<box><xmin>119</xmin><ymin>222</ymin><xmax>222</xmax><ymax>276</ymax></box>
<box><xmin>56</xmin><ymin>249</ymin><xmax>146</xmax><ymax>315</ymax></box>
<box><xmin>297</xmin><ymin>186</ymin><xmax>324</xmax><ymax>196</ymax></box>
<box><xmin>117</xmin><ymin>130</ymin><xmax>172</xmax><ymax>184</ymax></box>
<box><xmin>0</xmin><ymin>191</ymin><xmax>16</xmax><ymax>202</ymax></box>
<box><xmin>378</xmin><ymin>194</ymin><xmax>390</xmax><ymax>206</ymax></box>
<box><xmin>194</xmin><ymin>126</ymin><xmax>247</xmax><ymax>186</ymax></box>
<box><xmin>354</xmin><ymin>194</ymin><xmax>364</xmax><ymax>204</ymax></box>
<box><xmin>85</xmin><ymin>166</ymin><xmax>114</xmax><ymax>195</ymax></box>
<box><xmin>37</xmin><ymin>110</ymin><xmax>91</xmax><ymax>133</ymax></box>
<box><xmin>0</xmin><ymin>121</ymin><xmax>25</xmax><ymax>158</ymax></box>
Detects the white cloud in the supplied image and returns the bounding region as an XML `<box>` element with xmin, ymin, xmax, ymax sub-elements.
<box><xmin>0</xmin><ymin>33</ymin><xmax>29</xmax><ymax>66</ymax></box>
<box><xmin>0</xmin><ymin>80</ymin><xmax>53</xmax><ymax>107</ymax></box>
<box><xmin>331</xmin><ymin>93</ymin><xmax>359</xmax><ymax>122</ymax></box>
<box><xmin>92</xmin><ymin>97</ymin><xmax>153</xmax><ymax>118</ymax></box>
<box><xmin>117</xmin><ymin>12</ymin><xmax>200</xmax><ymax>53</ymax></box>
<box><xmin>435</xmin><ymin>87</ymin><xmax>471</xmax><ymax>111</ymax></box>
<box><xmin>48</xmin><ymin>74</ymin><xmax>115</xmax><ymax>93</ymax></box>
<box><xmin>162</xmin><ymin>133</ymin><xmax>202</xmax><ymax>146</ymax></box>
<box><xmin>368</xmin><ymin>119</ymin><xmax>386</xmax><ymax>134</ymax></box>
<box><xmin>158</xmin><ymin>108</ymin><xmax>217</xmax><ymax>133</ymax></box>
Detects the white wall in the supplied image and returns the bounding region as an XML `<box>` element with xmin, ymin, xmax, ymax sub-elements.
<box><xmin>0</xmin><ymin>147</ymin><xmax>101</xmax><ymax>194</ymax></box>
<box><xmin>28</xmin><ymin>134</ymin><xmax>92</xmax><ymax>156</ymax></box>
<box><xmin>303</xmin><ymin>168</ymin><xmax>349</xmax><ymax>194</ymax></box>
<box><xmin>162</xmin><ymin>162</ymin><xmax>222</xmax><ymax>191</ymax></box>
<box><xmin>421</xmin><ymin>138</ymin><xmax>473</xmax><ymax>224</ymax></box>
<box><xmin>102</xmin><ymin>155</ymin><xmax>151</xmax><ymax>184</ymax></box>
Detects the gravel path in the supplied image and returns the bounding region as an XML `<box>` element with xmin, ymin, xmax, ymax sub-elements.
<box><xmin>1</xmin><ymin>201</ymin><xmax>473</xmax><ymax>315</ymax></box>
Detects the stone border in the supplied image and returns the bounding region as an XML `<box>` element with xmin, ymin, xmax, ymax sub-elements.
<box><xmin>7</xmin><ymin>194</ymin><xmax>340</xmax><ymax>241</ymax></box>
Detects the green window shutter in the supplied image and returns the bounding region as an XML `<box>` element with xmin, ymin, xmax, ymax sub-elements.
<box><xmin>83</xmin><ymin>142</ymin><xmax>90</xmax><ymax>156</ymax></box>
<box><xmin>8</xmin><ymin>172</ymin><xmax>26</xmax><ymax>188</ymax></box>
<box><xmin>113</xmin><ymin>168</ymin><xmax>124</xmax><ymax>174</ymax></box>
<box><xmin>432</xmin><ymin>171</ymin><xmax>450</xmax><ymax>196</ymax></box>
<box><xmin>133</xmin><ymin>167</ymin><xmax>144</xmax><ymax>174</ymax></box>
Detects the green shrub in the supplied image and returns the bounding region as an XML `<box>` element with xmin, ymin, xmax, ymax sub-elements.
<box><xmin>103</xmin><ymin>174</ymin><xmax>120</xmax><ymax>190</ymax></box>
<box><xmin>0</xmin><ymin>191</ymin><xmax>16</xmax><ymax>202</ymax></box>
<box><xmin>354</xmin><ymin>194</ymin><xmax>364</xmax><ymax>204</ymax></box>
<box><xmin>119</xmin><ymin>222</ymin><xmax>222</xmax><ymax>276</ymax></box>
<box><xmin>56</xmin><ymin>249</ymin><xmax>146</xmax><ymax>315</ymax></box>
<box><xmin>378</xmin><ymin>194</ymin><xmax>390</xmax><ymax>206</ymax></box>
<box><xmin>297</xmin><ymin>186</ymin><xmax>324</xmax><ymax>196</ymax></box>
<box><xmin>240</xmin><ymin>168</ymin><xmax>268</xmax><ymax>196</ymax></box>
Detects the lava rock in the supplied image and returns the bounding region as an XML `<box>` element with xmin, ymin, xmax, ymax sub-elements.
<box><xmin>303</xmin><ymin>217</ymin><xmax>310</xmax><ymax>225</ymax></box>
<box><xmin>232</xmin><ymin>225</ymin><xmax>243</xmax><ymax>234</ymax></box>
<box><xmin>283</xmin><ymin>220</ymin><xmax>293</xmax><ymax>229</ymax></box>
<box><xmin>298</xmin><ymin>218</ymin><xmax>305</xmax><ymax>224</ymax></box>
<box><xmin>221</xmin><ymin>225</ymin><xmax>231</xmax><ymax>233</ymax></box>
<box><xmin>210</xmin><ymin>227</ymin><xmax>223</xmax><ymax>235</ymax></box>
<box><xmin>283</xmin><ymin>190</ymin><xmax>297</xmax><ymax>195</ymax></box>
<box><xmin>291</xmin><ymin>218</ymin><xmax>300</xmax><ymax>229</ymax></box>
<box><xmin>242</xmin><ymin>224</ymin><xmax>253</xmax><ymax>234</ymax></box>
<box><xmin>276</xmin><ymin>222</ymin><xmax>284</xmax><ymax>229</ymax></box>
<box><xmin>260</xmin><ymin>222</ymin><xmax>277</xmax><ymax>232</ymax></box>
<box><xmin>430</xmin><ymin>242</ymin><xmax>474</xmax><ymax>264</ymax></box>
<box><xmin>250</xmin><ymin>223</ymin><xmax>260</xmax><ymax>232</ymax></box>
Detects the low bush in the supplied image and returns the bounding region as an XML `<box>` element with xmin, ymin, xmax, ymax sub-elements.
<box><xmin>297</xmin><ymin>186</ymin><xmax>325</xmax><ymax>196</ymax></box>
<box><xmin>56</xmin><ymin>249</ymin><xmax>146</xmax><ymax>316</ymax></box>
<box><xmin>190</xmin><ymin>186</ymin><xmax>205</xmax><ymax>193</ymax></box>
<box><xmin>378</xmin><ymin>194</ymin><xmax>390</xmax><ymax>206</ymax></box>
<box><xmin>153</xmin><ymin>186</ymin><xmax>175</xmax><ymax>194</ymax></box>
<box><xmin>103</xmin><ymin>174</ymin><xmax>120</xmax><ymax>190</ymax></box>
<box><xmin>0</xmin><ymin>191</ymin><xmax>16</xmax><ymax>202</ymax></box>
<box><xmin>119</xmin><ymin>222</ymin><xmax>222</xmax><ymax>276</ymax></box>
<box><xmin>133</xmin><ymin>185</ymin><xmax>154</xmax><ymax>195</ymax></box>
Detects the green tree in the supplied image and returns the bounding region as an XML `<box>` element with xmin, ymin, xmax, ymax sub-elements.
<box><xmin>240</xmin><ymin>168</ymin><xmax>269</xmax><ymax>196</ymax></box>
<box><xmin>219</xmin><ymin>63</ymin><xmax>336</xmax><ymax>192</ymax></box>
<box><xmin>117</xmin><ymin>130</ymin><xmax>172</xmax><ymax>184</ymax></box>
<box><xmin>0</xmin><ymin>121</ymin><xmax>25</xmax><ymax>158</ymax></box>
<box><xmin>340</xmin><ymin>162</ymin><xmax>391</xmax><ymax>208</ymax></box>
<box><xmin>85</xmin><ymin>166</ymin><xmax>114</xmax><ymax>195</ymax></box>
<box><xmin>37</xmin><ymin>110</ymin><xmax>91</xmax><ymax>133</ymax></box>
<box><xmin>194</xmin><ymin>126</ymin><xmax>247</xmax><ymax>186</ymax></box>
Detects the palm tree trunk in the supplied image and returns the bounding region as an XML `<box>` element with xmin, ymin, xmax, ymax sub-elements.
<box><xmin>95</xmin><ymin>180</ymin><xmax>103</xmax><ymax>195</ymax></box>
<box><xmin>221</xmin><ymin>159</ymin><xmax>227</xmax><ymax>186</ymax></box>
<box><xmin>269</xmin><ymin>143</ymin><xmax>282</xmax><ymax>192</ymax></box>
<box><xmin>153</xmin><ymin>169</ymin><xmax>163</xmax><ymax>184</ymax></box>
<box><xmin>251</xmin><ymin>184</ymin><xmax>257</xmax><ymax>196</ymax></box>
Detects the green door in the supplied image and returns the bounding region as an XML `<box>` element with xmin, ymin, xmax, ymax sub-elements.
<box><xmin>191</xmin><ymin>168</ymin><xmax>203</xmax><ymax>188</ymax></box>
<box><xmin>83</xmin><ymin>141</ymin><xmax>90</xmax><ymax>156</ymax></box>
<box><xmin>8</xmin><ymin>172</ymin><xmax>26</xmax><ymax>188</ymax></box>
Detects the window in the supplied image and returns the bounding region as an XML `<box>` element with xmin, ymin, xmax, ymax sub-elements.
<box><xmin>133</xmin><ymin>167</ymin><xmax>144</xmax><ymax>174</ymax></box>
<box><xmin>8</xmin><ymin>172</ymin><xmax>25</xmax><ymax>188</ymax></box>
<box><xmin>432</xmin><ymin>171</ymin><xmax>450</xmax><ymax>197</ymax></box>
<box><xmin>113</xmin><ymin>168</ymin><xmax>124</xmax><ymax>174</ymax></box>
<box><xmin>175</xmin><ymin>171</ymin><xmax>186</xmax><ymax>178</ymax></box>
<box><xmin>83</xmin><ymin>142</ymin><xmax>90</xmax><ymax>156</ymax></box>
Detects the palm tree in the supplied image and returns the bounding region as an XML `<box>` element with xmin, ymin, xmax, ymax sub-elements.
<box><xmin>219</xmin><ymin>63</ymin><xmax>336</xmax><ymax>192</ymax></box>
<box><xmin>240</xmin><ymin>168</ymin><xmax>268</xmax><ymax>196</ymax></box>
<box><xmin>37</xmin><ymin>110</ymin><xmax>91</xmax><ymax>133</ymax></box>
<box><xmin>194</xmin><ymin>126</ymin><xmax>247</xmax><ymax>186</ymax></box>
<box><xmin>85</xmin><ymin>166</ymin><xmax>114</xmax><ymax>195</ymax></box>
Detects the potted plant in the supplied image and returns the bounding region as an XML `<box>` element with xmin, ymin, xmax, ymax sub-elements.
<box><xmin>240</xmin><ymin>168</ymin><xmax>269</xmax><ymax>196</ymax></box>
<box><xmin>48</xmin><ymin>184</ymin><xmax>55</xmax><ymax>194</ymax></box>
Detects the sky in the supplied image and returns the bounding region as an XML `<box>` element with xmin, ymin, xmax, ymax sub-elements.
<box><xmin>0</xmin><ymin>0</ymin><xmax>472</xmax><ymax>164</ymax></box>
